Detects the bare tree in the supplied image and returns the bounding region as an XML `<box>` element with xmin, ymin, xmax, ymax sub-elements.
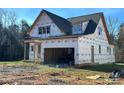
<box><xmin>20</xmin><ymin>19</ymin><xmax>30</xmax><ymax>38</ymax></box>
<box><xmin>0</xmin><ymin>9</ymin><xmax>18</xmax><ymax>28</ymax></box>
<box><xmin>8</xmin><ymin>11</ymin><xmax>18</xmax><ymax>26</ymax></box>
<box><xmin>106</xmin><ymin>17</ymin><xmax>121</xmax><ymax>39</ymax></box>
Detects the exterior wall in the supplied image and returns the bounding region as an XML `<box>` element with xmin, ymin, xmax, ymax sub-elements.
<box><xmin>28</xmin><ymin>17</ymin><xmax>115</xmax><ymax>65</ymax></box>
<box><xmin>30</xmin><ymin>12</ymin><xmax>65</xmax><ymax>38</ymax></box>
<box><xmin>29</xmin><ymin>38</ymin><xmax>79</xmax><ymax>64</ymax></box>
<box><xmin>76</xmin><ymin>18</ymin><xmax>115</xmax><ymax>65</ymax></box>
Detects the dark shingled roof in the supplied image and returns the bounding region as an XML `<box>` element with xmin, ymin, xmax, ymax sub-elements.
<box><xmin>29</xmin><ymin>10</ymin><xmax>103</xmax><ymax>36</ymax></box>
<box><xmin>28</xmin><ymin>10</ymin><xmax>112</xmax><ymax>44</ymax></box>
<box><xmin>67</xmin><ymin>12</ymin><xmax>103</xmax><ymax>35</ymax></box>
<box><xmin>44</xmin><ymin>10</ymin><xmax>103</xmax><ymax>36</ymax></box>
<box><xmin>42</xmin><ymin>10</ymin><xmax>72</xmax><ymax>35</ymax></box>
<box><xmin>83</xmin><ymin>20</ymin><xmax>97</xmax><ymax>35</ymax></box>
<box><xmin>67</xmin><ymin>12</ymin><xmax>102</xmax><ymax>24</ymax></box>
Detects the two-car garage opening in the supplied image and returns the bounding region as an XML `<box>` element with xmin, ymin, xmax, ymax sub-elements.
<box><xmin>44</xmin><ymin>48</ymin><xmax>74</xmax><ymax>66</ymax></box>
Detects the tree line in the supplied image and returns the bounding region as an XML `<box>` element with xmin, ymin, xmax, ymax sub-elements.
<box><xmin>0</xmin><ymin>9</ymin><xmax>30</xmax><ymax>61</ymax></box>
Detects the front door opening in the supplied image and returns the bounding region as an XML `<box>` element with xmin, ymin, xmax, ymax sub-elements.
<box><xmin>91</xmin><ymin>46</ymin><xmax>94</xmax><ymax>63</ymax></box>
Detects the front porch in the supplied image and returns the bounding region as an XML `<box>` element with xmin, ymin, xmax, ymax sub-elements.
<box><xmin>24</xmin><ymin>39</ymin><xmax>42</xmax><ymax>63</ymax></box>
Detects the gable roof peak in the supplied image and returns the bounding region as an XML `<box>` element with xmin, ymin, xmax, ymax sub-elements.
<box><xmin>28</xmin><ymin>9</ymin><xmax>72</xmax><ymax>34</ymax></box>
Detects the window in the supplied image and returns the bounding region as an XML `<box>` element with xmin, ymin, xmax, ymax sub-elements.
<box><xmin>31</xmin><ymin>45</ymin><xmax>34</xmax><ymax>51</ymax></box>
<box><xmin>46</xmin><ymin>26</ymin><xmax>50</xmax><ymax>34</ymax></box>
<box><xmin>107</xmin><ymin>47</ymin><xmax>112</xmax><ymax>55</ymax></box>
<box><xmin>99</xmin><ymin>45</ymin><xmax>101</xmax><ymax>54</ymax></box>
<box><xmin>38</xmin><ymin>25</ymin><xmax>50</xmax><ymax>35</ymax></box>
<box><xmin>98</xmin><ymin>27</ymin><xmax>102</xmax><ymax>35</ymax></box>
<box><xmin>43</xmin><ymin>27</ymin><xmax>46</xmax><ymax>34</ymax></box>
<box><xmin>72</xmin><ymin>23</ymin><xmax>82</xmax><ymax>34</ymax></box>
<box><xmin>38</xmin><ymin>27</ymin><xmax>42</xmax><ymax>34</ymax></box>
<box><xmin>109</xmin><ymin>48</ymin><xmax>111</xmax><ymax>55</ymax></box>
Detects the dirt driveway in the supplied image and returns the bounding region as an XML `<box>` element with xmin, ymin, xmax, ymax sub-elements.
<box><xmin>0</xmin><ymin>62</ymin><xmax>124</xmax><ymax>85</ymax></box>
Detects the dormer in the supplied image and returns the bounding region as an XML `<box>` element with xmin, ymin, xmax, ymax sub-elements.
<box><xmin>72</xmin><ymin>21</ymin><xmax>89</xmax><ymax>34</ymax></box>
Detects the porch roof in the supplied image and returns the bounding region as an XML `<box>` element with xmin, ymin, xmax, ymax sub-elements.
<box><xmin>24</xmin><ymin>34</ymin><xmax>83</xmax><ymax>42</ymax></box>
<box><xmin>24</xmin><ymin>39</ymin><xmax>41</xmax><ymax>43</ymax></box>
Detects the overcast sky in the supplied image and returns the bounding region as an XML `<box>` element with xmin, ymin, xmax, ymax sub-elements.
<box><xmin>3</xmin><ymin>8</ymin><xmax>124</xmax><ymax>25</ymax></box>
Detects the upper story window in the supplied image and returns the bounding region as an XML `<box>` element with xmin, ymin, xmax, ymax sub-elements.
<box><xmin>38</xmin><ymin>25</ymin><xmax>50</xmax><ymax>35</ymax></box>
<box><xmin>98</xmin><ymin>26</ymin><xmax>102</xmax><ymax>35</ymax></box>
<box><xmin>72</xmin><ymin>23</ymin><xmax>82</xmax><ymax>34</ymax></box>
<box><xmin>46</xmin><ymin>26</ymin><xmax>50</xmax><ymax>34</ymax></box>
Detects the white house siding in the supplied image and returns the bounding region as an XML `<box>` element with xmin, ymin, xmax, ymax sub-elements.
<box><xmin>30</xmin><ymin>12</ymin><xmax>65</xmax><ymax>38</ymax></box>
<box><xmin>76</xmin><ymin>18</ymin><xmax>115</xmax><ymax>65</ymax></box>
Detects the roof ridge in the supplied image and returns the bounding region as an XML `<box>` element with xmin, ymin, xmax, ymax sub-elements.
<box><xmin>42</xmin><ymin>9</ymin><xmax>70</xmax><ymax>22</ymax></box>
<box><xmin>67</xmin><ymin>12</ymin><xmax>103</xmax><ymax>19</ymax></box>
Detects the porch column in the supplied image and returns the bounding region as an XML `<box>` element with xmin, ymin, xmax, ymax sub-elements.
<box><xmin>24</xmin><ymin>42</ymin><xmax>26</xmax><ymax>61</ymax></box>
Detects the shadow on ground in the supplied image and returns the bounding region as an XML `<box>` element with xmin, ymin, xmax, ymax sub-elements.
<box><xmin>78</xmin><ymin>63</ymin><xmax>124</xmax><ymax>73</ymax></box>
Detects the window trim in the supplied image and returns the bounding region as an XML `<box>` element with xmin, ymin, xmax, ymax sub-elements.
<box><xmin>38</xmin><ymin>25</ymin><xmax>51</xmax><ymax>35</ymax></box>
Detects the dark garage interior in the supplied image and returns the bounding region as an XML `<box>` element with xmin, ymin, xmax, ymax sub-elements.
<box><xmin>44</xmin><ymin>48</ymin><xmax>74</xmax><ymax>66</ymax></box>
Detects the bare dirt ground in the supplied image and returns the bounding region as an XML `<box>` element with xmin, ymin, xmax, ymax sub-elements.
<box><xmin>0</xmin><ymin>62</ymin><xmax>124</xmax><ymax>85</ymax></box>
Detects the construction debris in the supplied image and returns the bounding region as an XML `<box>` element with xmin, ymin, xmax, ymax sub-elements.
<box><xmin>86</xmin><ymin>75</ymin><xmax>101</xmax><ymax>80</ymax></box>
<box><xmin>109</xmin><ymin>69</ymin><xmax>124</xmax><ymax>80</ymax></box>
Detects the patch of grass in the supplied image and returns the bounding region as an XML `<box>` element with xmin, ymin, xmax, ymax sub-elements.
<box><xmin>0</xmin><ymin>61</ymin><xmax>24</xmax><ymax>64</ymax></box>
<box><xmin>79</xmin><ymin>63</ymin><xmax>124</xmax><ymax>72</ymax></box>
<box><xmin>0</xmin><ymin>61</ymin><xmax>35</xmax><ymax>67</ymax></box>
